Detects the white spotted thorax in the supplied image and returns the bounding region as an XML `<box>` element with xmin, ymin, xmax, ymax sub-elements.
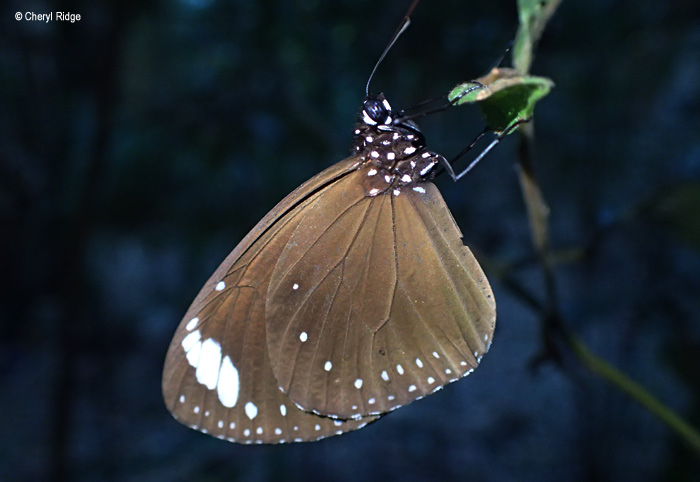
<box><xmin>353</xmin><ymin>93</ymin><xmax>444</xmax><ymax>198</ymax></box>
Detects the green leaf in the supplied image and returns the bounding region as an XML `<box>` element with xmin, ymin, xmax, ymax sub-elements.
<box><xmin>513</xmin><ymin>0</ymin><xmax>562</xmax><ymax>74</ymax></box>
<box><xmin>448</xmin><ymin>67</ymin><xmax>554</xmax><ymax>133</ymax></box>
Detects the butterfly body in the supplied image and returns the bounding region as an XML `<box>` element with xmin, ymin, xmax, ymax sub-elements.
<box><xmin>162</xmin><ymin>93</ymin><xmax>496</xmax><ymax>444</ymax></box>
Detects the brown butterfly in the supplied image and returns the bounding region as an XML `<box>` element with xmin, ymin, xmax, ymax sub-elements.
<box><xmin>162</xmin><ymin>4</ymin><xmax>496</xmax><ymax>445</ymax></box>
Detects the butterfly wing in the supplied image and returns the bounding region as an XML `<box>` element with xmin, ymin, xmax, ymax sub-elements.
<box><xmin>265</xmin><ymin>169</ymin><xmax>496</xmax><ymax>419</ymax></box>
<box><xmin>162</xmin><ymin>157</ymin><xmax>379</xmax><ymax>443</ymax></box>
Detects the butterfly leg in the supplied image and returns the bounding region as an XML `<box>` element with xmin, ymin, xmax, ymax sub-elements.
<box><xmin>447</xmin><ymin>117</ymin><xmax>531</xmax><ymax>181</ymax></box>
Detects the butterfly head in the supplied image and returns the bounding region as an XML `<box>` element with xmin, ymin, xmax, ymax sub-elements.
<box><xmin>361</xmin><ymin>93</ymin><xmax>394</xmax><ymax>126</ymax></box>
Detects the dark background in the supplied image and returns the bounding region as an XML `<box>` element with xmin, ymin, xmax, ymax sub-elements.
<box><xmin>2</xmin><ymin>0</ymin><xmax>700</xmax><ymax>481</ymax></box>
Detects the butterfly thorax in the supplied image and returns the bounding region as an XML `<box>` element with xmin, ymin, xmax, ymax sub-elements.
<box><xmin>352</xmin><ymin>93</ymin><xmax>445</xmax><ymax>197</ymax></box>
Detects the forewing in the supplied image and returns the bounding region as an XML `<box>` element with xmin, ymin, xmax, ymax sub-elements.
<box><xmin>162</xmin><ymin>158</ymin><xmax>378</xmax><ymax>443</ymax></box>
<box><xmin>265</xmin><ymin>176</ymin><xmax>496</xmax><ymax>419</ymax></box>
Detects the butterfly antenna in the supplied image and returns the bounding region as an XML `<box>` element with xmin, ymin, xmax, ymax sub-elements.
<box><xmin>365</xmin><ymin>0</ymin><xmax>422</xmax><ymax>96</ymax></box>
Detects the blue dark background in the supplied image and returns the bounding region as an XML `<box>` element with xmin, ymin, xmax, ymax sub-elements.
<box><xmin>2</xmin><ymin>0</ymin><xmax>700</xmax><ymax>481</ymax></box>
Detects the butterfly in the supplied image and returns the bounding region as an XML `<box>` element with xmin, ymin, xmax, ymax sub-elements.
<box><xmin>162</xmin><ymin>3</ymin><xmax>496</xmax><ymax>445</ymax></box>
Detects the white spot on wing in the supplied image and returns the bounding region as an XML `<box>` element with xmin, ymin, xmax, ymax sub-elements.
<box><xmin>396</xmin><ymin>364</ymin><xmax>404</xmax><ymax>375</ymax></box>
<box><xmin>185</xmin><ymin>340</ymin><xmax>202</xmax><ymax>367</ymax></box>
<box><xmin>195</xmin><ymin>338</ymin><xmax>222</xmax><ymax>390</ymax></box>
<box><xmin>387</xmin><ymin>152</ymin><xmax>395</xmax><ymax>160</ymax></box>
<box><xmin>245</xmin><ymin>402</ymin><xmax>258</xmax><ymax>420</ymax></box>
<box><xmin>404</xmin><ymin>146</ymin><xmax>417</xmax><ymax>155</ymax></box>
<box><xmin>181</xmin><ymin>330</ymin><xmax>201</xmax><ymax>352</ymax></box>
<box><xmin>412</xmin><ymin>186</ymin><xmax>426</xmax><ymax>194</ymax></box>
<box><xmin>185</xmin><ymin>317</ymin><xmax>199</xmax><ymax>331</ymax></box>
<box><xmin>217</xmin><ymin>355</ymin><xmax>239</xmax><ymax>408</ymax></box>
<box><xmin>408</xmin><ymin>385</ymin><xmax>417</xmax><ymax>392</ymax></box>
<box><xmin>354</xmin><ymin>378</ymin><xmax>363</xmax><ymax>389</ymax></box>
<box><xmin>427</xmin><ymin>376</ymin><xmax>435</xmax><ymax>384</ymax></box>
<box><xmin>275</xmin><ymin>428</ymin><xmax>282</xmax><ymax>435</ymax></box>
<box><xmin>179</xmin><ymin>395</ymin><xmax>185</xmax><ymax>403</ymax></box>
<box><xmin>381</xmin><ymin>370</ymin><xmax>389</xmax><ymax>381</ymax></box>
<box><xmin>324</xmin><ymin>361</ymin><xmax>332</xmax><ymax>371</ymax></box>
<box><xmin>194</xmin><ymin>406</ymin><xmax>200</xmax><ymax>414</ymax></box>
<box><xmin>299</xmin><ymin>332</ymin><xmax>308</xmax><ymax>342</ymax></box>
<box><xmin>280</xmin><ymin>404</ymin><xmax>287</xmax><ymax>416</ymax></box>
<box><xmin>292</xmin><ymin>283</ymin><xmax>299</xmax><ymax>290</ymax></box>
<box><xmin>368</xmin><ymin>168</ymin><xmax>377</xmax><ymax>176</ymax></box>
<box><xmin>215</xmin><ymin>281</ymin><xmax>225</xmax><ymax>291</ymax></box>
<box><xmin>415</xmin><ymin>358</ymin><xmax>423</xmax><ymax>368</ymax></box>
<box><xmin>433</xmin><ymin>351</ymin><xmax>440</xmax><ymax>359</ymax></box>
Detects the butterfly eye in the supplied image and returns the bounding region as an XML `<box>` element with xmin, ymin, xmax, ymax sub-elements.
<box><xmin>362</xmin><ymin>95</ymin><xmax>393</xmax><ymax>125</ymax></box>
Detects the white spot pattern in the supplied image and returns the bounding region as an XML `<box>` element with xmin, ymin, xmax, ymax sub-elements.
<box><xmin>181</xmin><ymin>329</ymin><xmax>240</xmax><ymax>409</ymax></box>
<box><xmin>217</xmin><ymin>355</ymin><xmax>239</xmax><ymax>408</ymax></box>
<box><xmin>396</xmin><ymin>364</ymin><xmax>404</xmax><ymax>375</ymax></box>
<box><xmin>299</xmin><ymin>332</ymin><xmax>308</xmax><ymax>342</ymax></box>
<box><xmin>195</xmin><ymin>338</ymin><xmax>222</xmax><ymax>389</ymax></box>
<box><xmin>185</xmin><ymin>317</ymin><xmax>199</xmax><ymax>331</ymax></box>
<box><xmin>354</xmin><ymin>378</ymin><xmax>363</xmax><ymax>389</ymax></box>
<box><xmin>215</xmin><ymin>281</ymin><xmax>225</xmax><ymax>291</ymax></box>
<box><xmin>324</xmin><ymin>361</ymin><xmax>332</xmax><ymax>371</ymax></box>
<box><xmin>245</xmin><ymin>402</ymin><xmax>258</xmax><ymax>420</ymax></box>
